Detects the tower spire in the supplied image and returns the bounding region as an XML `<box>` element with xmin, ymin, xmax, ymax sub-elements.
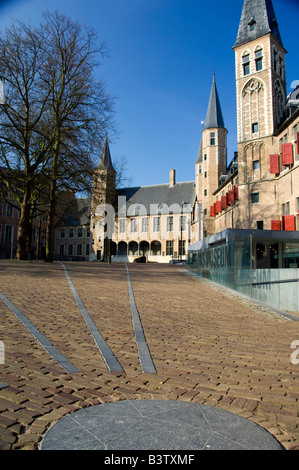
<box><xmin>203</xmin><ymin>73</ymin><xmax>225</xmax><ymax>131</ymax></box>
<box><xmin>234</xmin><ymin>0</ymin><xmax>284</xmax><ymax>49</ymax></box>
<box><xmin>98</xmin><ymin>137</ymin><xmax>114</xmax><ymax>171</ymax></box>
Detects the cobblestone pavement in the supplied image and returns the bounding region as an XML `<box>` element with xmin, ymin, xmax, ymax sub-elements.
<box><xmin>0</xmin><ymin>260</ymin><xmax>298</xmax><ymax>450</ymax></box>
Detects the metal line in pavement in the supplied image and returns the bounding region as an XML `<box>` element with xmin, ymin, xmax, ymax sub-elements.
<box><xmin>125</xmin><ymin>264</ymin><xmax>156</xmax><ymax>374</ymax></box>
<box><xmin>0</xmin><ymin>292</ymin><xmax>79</xmax><ymax>374</ymax></box>
<box><xmin>61</xmin><ymin>263</ymin><xmax>124</xmax><ymax>373</ymax></box>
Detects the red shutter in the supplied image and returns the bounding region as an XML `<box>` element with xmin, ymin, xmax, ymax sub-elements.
<box><xmin>281</xmin><ymin>143</ymin><xmax>293</xmax><ymax>165</ymax></box>
<box><xmin>215</xmin><ymin>201</ymin><xmax>222</xmax><ymax>214</ymax></box>
<box><xmin>221</xmin><ymin>196</ymin><xmax>227</xmax><ymax>210</ymax></box>
<box><xmin>234</xmin><ymin>185</ymin><xmax>239</xmax><ymax>200</ymax></box>
<box><xmin>284</xmin><ymin>215</ymin><xmax>296</xmax><ymax>231</ymax></box>
<box><xmin>228</xmin><ymin>190</ymin><xmax>235</xmax><ymax>205</ymax></box>
<box><xmin>210</xmin><ymin>205</ymin><xmax>215</xmax><ymax>217</ymax></box>
<box><xmin>271</xmin><ymin>220</ymin><xmax>281</xmax><ymax>230</ymax></box>
<box><xmin>269</xmin><ymin>154</ymin><xmax>280</xmax><ymax>174</ymax></box>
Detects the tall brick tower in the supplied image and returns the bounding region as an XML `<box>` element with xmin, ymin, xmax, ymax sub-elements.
<box><xmin>90</xmin><ymin>138</ymin><xmax>116</xmax><ymax>261</ymax></box>
<box><xmin>233</xmin><ymin>0</ymin><xmax>287</xmax><ymax>228</ymax></box>
<box><xmin>196</xmin><ymin>73</ymin><xmax>228</xmax><ymax>238</ymax></box>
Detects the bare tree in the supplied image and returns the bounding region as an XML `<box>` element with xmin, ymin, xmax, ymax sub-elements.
<box><xmin>0</xmin><ymin>22</ymin><xmax>52</xmax><ymax>259</ymax></box>
<box><xmin>0</xmin><ymin>12</ymin><xmax>115</xmax><ymax>260</ymax></box>
<box><xmin>40</xmin><ymin>11</ymin><xmax>115</xmax><ymax>261</ymax></box>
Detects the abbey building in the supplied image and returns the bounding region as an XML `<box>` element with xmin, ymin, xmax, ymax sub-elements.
<box><xmin>85</xmin><ymin>0</ymin><xmax>299</xmax><ymax>265</ymax></box>
<box><xmin>1</xmin><ymin>0</ymin><xmax>298</xmax><ymax>268</ymax></box>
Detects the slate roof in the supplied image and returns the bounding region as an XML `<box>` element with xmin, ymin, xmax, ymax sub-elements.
<box><xmin>97</xmin><ymin>138</ymin><xmax>115</xmax><ymax>171</ymax></box>
<box><xmin>58</xmin><ymin>197</ymin><xmax>91</xmax><ymax>227</ymax></box>
<box><xmin>196</xmin><ymin>140</ymin><xmax>203</xmax><ymax>164</ymax></box>
<box><xmin>116</xmin><ymin>181</ymin><xmax>196</xmax><ymax>215</ymax></box>
<box><xmin>203</xmin><ymin>75</ymin><xmax>225</xmax><ymax>130</ymax></box>
<box><xmin>234</xmin><ymin>0</ymin><xmax>284</xmax><ymax>49</ymax></box>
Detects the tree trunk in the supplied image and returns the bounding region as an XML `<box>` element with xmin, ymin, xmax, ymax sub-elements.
<box><xmin>45</xmin><ymin>179</ymin><xmax>56</xmax><ymax>262</ymax></box>
<box><xmin>16</xmin><ymin>186</ymin><xmax>32</xmax><ymax>260</ymax></box>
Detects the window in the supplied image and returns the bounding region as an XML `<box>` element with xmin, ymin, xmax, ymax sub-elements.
<box><xmin>282</xmin><ymin>202</ymin><xmax>290</xmax><ymax>216</ymax></box>
<box><xmin>251</xmin><ymin>193</ymin><xmax>259</xmax><ymax>204</ymax></box>
<box><xmin>255</xmin><ymin>48</ymin><xmax>263</xmax><ymax>71</ymax></box>
<box><xmin>4</xmin><ymin>225</ymin><xmax>12</xmax><ymax>243</ymax></box>
<box><xmin>279</xmin><ymin>55</ymin><xmax>284</xmax><ymax>78</ymax></box>
<box><xmin>78</xmin><ymin>227</ymin><xmax>83</xmax><ymax>237</ymax></box>
<box><xmin>32</xmin><ymin>227</ymin><xmax>37</xmax><ymax>243</ymax></box>
<box><xmin>204</xmin><ymin>171</ymin><xmax>207</xmax><ymax>178</ymax></box>
<box><xmin>210</xmin><ymin>132</ymin><xmax>215</xmax><ymax>146</ymax></box>
<box><xmin>68</xmin><ymin>244</ymin><xmax>73</xmax><ymax>256</ymax></box>
<box><xmin>153</xmin><ymin>217</ymin><xmax>160</xmax><ymax>232</ymax></box>
<box><xmin>6</xmin><ymin>205</ymin><xmax>13</xmax><ymax>218</ymax></box>
<box><xmin>131</xmin><ymin>219</ymin><xmax>137</xmax><ymax>233</ymax></box>
<box><xmin>77</xmin><ymin>244</ymin><xmax>82</xmax><ymax>256</ymax></box>
<box><xmin>167</xmin><ymin>216</ymin><xmax>173</xmax><ymax>232</ymax></box>
<box><xmin>166</xmin><ymin>240</ymin><xmax>173</xmax><ymax>256</ymax></box>
<box><xmin>248</xmin><ymin>18</ymin><xmax>256</xmax><ymax>31</ymax></box>
<box><xmin>69</xmin><ymin>228</ymin><xmax>74</xmax><ymax>238</ymax></box>
<box><xmin>0</xmin><ymin>224</ymin><xmax>2</xmax><ymax>242</ymax></box>
<box><xmin>60</xmin><ymin>229</ymin><xmax>65</xmax><ymax>238</ymax></box>
<box><xmin>252</xmin><ymin>122</ymin><xmax>259</xmax><ymax>134</ymax></box>
<box><xmin>243</xmin><ymin>54</ymin><xmax>250</xmax><ymax>76</ymax></box>
<box><xmin>86</xmin><ymin>244</ymin><xmax>90</xmax><ymax>256</ymax></box>
<box><xmin>142</xmin><ymin>218</ymin><xmax>148</xmax><ymax>232</ymax></box>
<box><xmin>180</xmin><ymin>216</ymin><xmax>186</xmax><ymax>231</ymax></box>
<box><xmin>204</xmin><ymin>189</ymin><xmax>207</xmax><ymax>196</ymax></box>
<box><xmin>273</xmin><ymin>49</ymin><xmax>277</xmax><ymax>72</ymax></box>
<box><xmin>119</xmin><ymin>219</ymin><xmax>126</xmax><ymax>234</ymax></box>
<box><xmin>257</xmin><ymin>221</ymin><xmax>264</xmax><ymax>230</ymax></box>
<box><xmin>179</xmin><ymin>240</ymin><xmax>186</xmax><ymax>256</ymax></box>
<box><xmin>198</xmin><ymin>165</ymin><xmax>202</xmax><ymax>174</ymax></box>
<box><xmin>253</xmin><ymin>160</ymin><xmax>260</xmax><ymax>170</ymax></box>
<box><xmin>0</xmin><ymin>204</ymin><xmax>2</xmax><ymax>215</ymax></box>
<box><xmin>204</xmin><ymin>154</ymin><xmax>207</xmax><ymax>161</ymax></box>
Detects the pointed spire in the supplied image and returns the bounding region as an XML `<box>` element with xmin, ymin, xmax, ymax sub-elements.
<box><xmin>234</xmin><ymin>0</ymin><xmax>284</xmax><ymax>49</ymax></box>
<box><xmin>97</xmin><ymin>137</ymin><xmax>114</xmax><ymax>171</ymax></box>
<box><xmin>196</xmin><ymin>139</ymin><xmax>203</xmax><ymax>164</ymax></box>
<box><xmin>203</xmin><ymin>73</ymin><xmax>225</xmax><ymax>131</ymax></box>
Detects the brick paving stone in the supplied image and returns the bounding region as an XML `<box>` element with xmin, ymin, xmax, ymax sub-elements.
<box><xmin>0</xmin><ymin>260</ymin><xmax>299</xmax><ymax>449</ymax></box>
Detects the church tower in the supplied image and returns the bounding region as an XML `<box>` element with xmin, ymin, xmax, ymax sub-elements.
<box><xmin>90</xmin><ymin>138</ymin><xmax>116</xmax><ymax>261</ymax></box>
<box><xmin>233</xmin><ymin>0</ymin><xmax>287</xmax><ymax>185</ymax></box>
<box><xmin>196</xmin><ymin>74</ymin><xmax>227</xmax><ymax>238</ymax></box>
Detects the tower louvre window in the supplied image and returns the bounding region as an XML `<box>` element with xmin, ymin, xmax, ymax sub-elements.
<box><xmin>255</xmin><ymin>49</ymin><xmax>263</xmax><ymax>71</ymax></box>
<box><xmin>242</xmin><ymin>54</ymin><xmax>250</xmax><ymax>76</ymax></box>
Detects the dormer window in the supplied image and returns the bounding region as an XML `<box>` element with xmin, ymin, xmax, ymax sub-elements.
<box><xmin>248</xmin><ymin>18</ymin><xmax>256</xmax><ymax>31</ymax></box>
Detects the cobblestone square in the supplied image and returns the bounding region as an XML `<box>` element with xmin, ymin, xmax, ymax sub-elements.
<box><xmin>0</xmin><ymin>260</ymin><xmax>298</xmax><ymax>450</ymax></box>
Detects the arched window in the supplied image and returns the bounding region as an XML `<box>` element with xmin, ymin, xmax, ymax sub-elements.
<box><xmin>274</xmin><ymin>80</ymin><xmax>285</xmax><ymax>127</ymax></box>
<box><xmin>254</xmin><ymin>46</ymin><xmax>263</xmax><ymax>71</ymax></box>
<box><xmin>242</xmin><ymin>51</ymin><xmax>250</xmax><ymax>76</ymax></box>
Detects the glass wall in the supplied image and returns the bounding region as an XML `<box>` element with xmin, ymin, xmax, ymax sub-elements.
<box><xmin>188</xmin><ymin>235</ymin><xmax>252</xmax><ymax>296</ymax></box>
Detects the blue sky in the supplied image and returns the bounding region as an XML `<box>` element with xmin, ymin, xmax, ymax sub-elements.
<box><xmin>0</xmin><ymin>0</ymin><xmax>298</xmax><ymax>187</ymax></box>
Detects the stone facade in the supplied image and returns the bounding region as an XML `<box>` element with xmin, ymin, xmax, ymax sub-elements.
<box><xmin>196</xmin><ymin>0</ymin><xmax>299</xmax><ymax>239</ymax></box>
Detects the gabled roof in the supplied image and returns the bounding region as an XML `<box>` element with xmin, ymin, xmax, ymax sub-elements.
<box><xmin>97</xmin><ymin>138</ymin><xmax>115</xmax><ymax>171</ymax></box>
<box><xmin>234</xmin><ymin>0</ymin><xmax>284</xmax><ymax>49</ymax></box>
<box><xmin>203</xmin><ymin>74</ymin><xmax>225</xmax><ymax>131</ymax></box>
<box><xmin>57</xmin><ymin>197</ymin><xmax>91</xmax><ymax>227</ymax></box>
<box><xmin>116</xmin><ymin>181</ymin><xmax>195</xmax><ymax>215</ymax></box>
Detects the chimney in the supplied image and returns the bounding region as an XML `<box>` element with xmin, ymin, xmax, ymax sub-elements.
<box><xmin>169</xmin><ymin>169</ymin><xmax>176</xmax><ymax>187</ymax></box>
